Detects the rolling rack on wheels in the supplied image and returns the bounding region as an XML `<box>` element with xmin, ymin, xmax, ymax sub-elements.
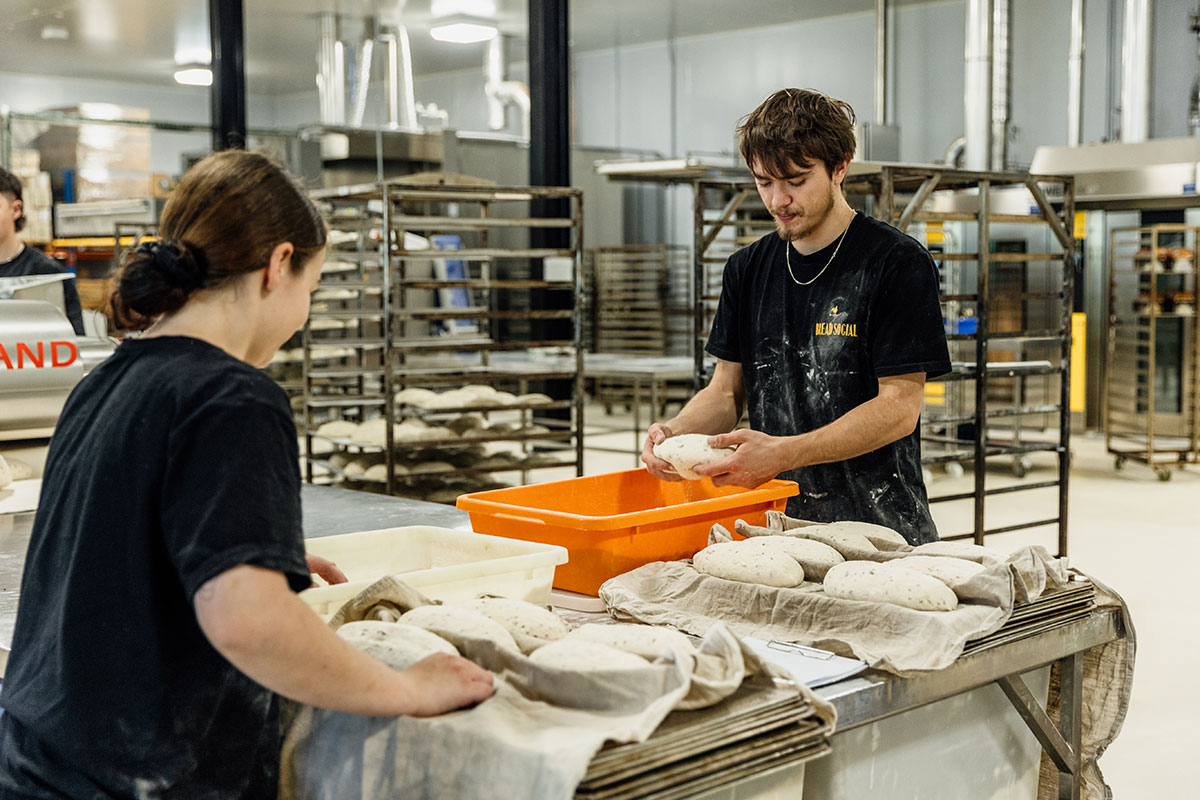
<box><xmin>300</xmin><ymin>180</ymin><xmax>586</xmax><ymax>504</ymax></box>
<box><xmin>1105</xmin><ymin>223</ymin><xmax>1199</xmax><ymax>480</ymax></box>
<box><xmin>691</xmin><ymin>167</ymin><xmax>1076</xmax><ymax>555</ymax></box>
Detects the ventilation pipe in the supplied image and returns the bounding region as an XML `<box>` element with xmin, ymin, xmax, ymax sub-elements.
<box><xmin>990</xmin><ymin>0</ymin><xmax>1011</xmax><ymax>169</ymax></box>
<box><xmin>316</xmin><ymin>12</ymin><xmax>346</xmax><ymax>126</ymax></box>
<box><xmin>382</xmin><ymin>25</ymin><xmax>418</xmax><ymax>129</ymax></box>
<box><xmin>1120</xmin><ymin>0</ymin><xmax>1152</xmax><ymax>143</ymax></box>
<box><xmin>875</xmin><ymin>0</ymin><xmax>888</xmax><ymax>124</ymax></box>
<box><xmin>1068</xmin><ymin>0</ymin><xmax>1086</xmax><ymax>145</ymax></box>
<box><xmin>964</xmin><ymin>0</ymin><xmax>993</xmax><ymax>170</ymax></box>
<box><xmin>349</xmin><ymin>20</ymin><xmax>376</xmax><ymax>129</ymax></box>
<box><xmin>485</xmin><ymin>36</ymin><xmax>531</xmax><ymax>140</ymax></box>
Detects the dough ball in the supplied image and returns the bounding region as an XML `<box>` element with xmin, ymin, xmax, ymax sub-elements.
<box><xmin>399</xmin><ymin>605</ymin><xmax>520</xmax><ymax>652</ymax></box>
<box><xmin>821</xmin><ymin>520</ymin><xmax>910</xmax><ymax>550</ymax></box>
<box><xmin>517</xmin><ymin>392</ymin><xmax>553</xmax><ymax>406</ymax></box>
<box><xmin>744</xmin><ymin>535</ymin><xmax>844</xmax><ymax>581</ymax></box>
<box><xmin>352</xmin><ymin>418</ymin><xmax>390</xmax><ymax>447</ymax></box>
<box><xmin>693</xmin><ymin>540</ymin><xmax>805</xmax><ymax>588</ymax></box>
<box><xmin>566</xmin><ymin>623</ymin><xmax>695</xmax><ymax>664</ymax></box>
<box><xmin>336</xmin><ymin>621</ymin><xmax>459</xmax><ymax>671</ymax></box>
<box><xmin>0</xmin><ymin>456</ymin><xmax>11</xmax><ymax>489</ymax></box>
<box><xmin>461</xmin><ymin>597</ymin><xmax>570</xmax><ymax>653</ymax></box>
<box><xmin>652</xmin><ymin>434</ymin><xmax>735</xmax><ymax>480</ymax></box>
<box><xmin>529</xmin><ymin>639</ymin><xmax>650</xmax><ymax>672</ymax></box>
<box><xmin>800</xmin><ymin>526</ymin><xmax>879</xmax><ymax>557</ymax></box>
<box><xmin>447</xmin><ymin>414</ymin><xmax>486</xmax><ymax>436</ymax></box>
<box><xmin>823</xmin><ymin>561</ymin><xmax>958</xmax><ymax>612</ymax></box>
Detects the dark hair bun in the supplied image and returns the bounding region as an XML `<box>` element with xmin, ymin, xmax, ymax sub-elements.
<box><xmin>108</xmin><ymin>240</ymin><xmax>210</xmax><ymax>328</ymax></box>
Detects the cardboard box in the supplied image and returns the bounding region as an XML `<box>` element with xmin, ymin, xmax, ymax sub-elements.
<box><xmin>35</xmin><ymin>104</ymin><xmax>152</xmax><ymax>195</ymax></box>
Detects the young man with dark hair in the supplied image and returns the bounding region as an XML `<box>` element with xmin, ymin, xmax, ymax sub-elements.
<box><xmin>0</xmin><ymin>166</ymin><xmax>85</xmax><ymax>334</ymax></box>
<box><xmin>642</xmin><ymin>88</ymin><xmax>951</xmax><ymax>545</ymax></box>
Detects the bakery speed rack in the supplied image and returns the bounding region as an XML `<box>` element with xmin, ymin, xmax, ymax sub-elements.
<box><xmin>1104</xmin><ymin>223</ymin><xmax>1199</xmax><ymax>479</ymax></box>
<box><xmin>301</xmin><ymin>180</ymin><xmax>585</xmax><ymax>504</ymax></box>
<box><xmin>693</xmin><ymin>167</ymin><xmax>1076</xmax><ymax>557</ymax></box>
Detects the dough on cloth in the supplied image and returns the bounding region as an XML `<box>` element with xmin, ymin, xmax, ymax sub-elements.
<box><xmin>823</xmin><ymin>561</ymin><xmax>957</xmax><ymax>611</ymax></box>
<box><xmin>741</xmin><ymin>533</ymin><xmax>844</xmax><ymax>581</ymax></box>
<box><xmin>529</xmin><ymin>639</ymin><xmax>650</xmax><ymax>672</ymax></box>
<box><xmin>894</xmin><ymin>555</ymin><xmax>986</xmax><ymax>589</ymax></box>
<box><xmin>461</xmin><ymin>597</ymin><xmax>570</xmax><ymax>653</ymax></box>
<box><xmin>821</xmin><ymin>520</ymin><xmax>909</xmax><ymax>550</ymax></box>
<box><xmin>398</xmin><ymin>605</ymin><xmax>520</xmax><ymax>652</ymax></box>
<box><xmin>652</xmin><ymin>434</ymin><xmax>735</xmax><ymax>480</ymax></box>
<box><xmin>566</xmin><ymin>623</ymin><xmax>696</xmax><ymax>664</ymax></box>
<box><xmin>336</xmin><ymin>621</ymin><xmax>458</xmax><ymax>670</ymax></box>
<box><xmin>693</xmin><ymin>540</ymin><xmax>805</xmax><ymax>588</ymax></box>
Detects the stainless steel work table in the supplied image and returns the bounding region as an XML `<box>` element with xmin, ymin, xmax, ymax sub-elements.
<box><xmin>0</xmin><ymin>486</ymin><xmax>1125</xmax><ymax>798</ymax></box>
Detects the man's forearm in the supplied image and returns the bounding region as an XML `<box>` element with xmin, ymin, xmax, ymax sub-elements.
<box><xmin>783</xmin><ymin>390</ymin><xmax>919</xmax><ymax>468</ymax></box>
<box><xmin>665</xmin><ymin>382</ymin><xmax>743</xmax><ymax>435</ymax></box>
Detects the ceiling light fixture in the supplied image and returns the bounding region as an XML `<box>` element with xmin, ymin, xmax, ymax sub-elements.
<box><xmin>174</xmin><ymin>67</ymin><xmax>213</xmax><ymax>86</ymax></box>
<box><xmin>430</xmin><ymin>21</ymin><xmax>498</xmax><ymax>44</ymax></box>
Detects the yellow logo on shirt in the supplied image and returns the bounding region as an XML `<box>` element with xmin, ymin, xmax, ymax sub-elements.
<box><xmin>817</xmin><ymin>305</ymin><xmax>856</xmax><ymax>336</ymax></box>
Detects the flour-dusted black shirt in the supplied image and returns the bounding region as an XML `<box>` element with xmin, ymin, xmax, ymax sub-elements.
<box><xmin>706</xmin><ymin>213</ymin><xmax>951</xmax><ymax>544</ymax></box>
<box><xmin>0</xmin><ymin>245</ymin><xmax>85</xmax><ymax>335</ymax></box>
<box><xmin>0</xmin><ymin>337</ymin><xmax>311</xmax><ymax>799</ymax></box>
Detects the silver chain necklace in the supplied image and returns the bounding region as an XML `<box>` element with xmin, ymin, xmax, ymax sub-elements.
<box><xmin>785</xmin><ymin>212</ymin><xmax>856</xmax><ymax>286</ymax></box>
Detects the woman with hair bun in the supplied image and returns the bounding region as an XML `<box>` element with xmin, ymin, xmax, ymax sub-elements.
<box><xmin>0</xmin><ymin>151</ymin><xmax>493</xmax><ymax>798</ymax></box>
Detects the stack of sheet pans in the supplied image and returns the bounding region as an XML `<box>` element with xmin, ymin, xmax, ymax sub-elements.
<box><xmin>961</xmin><ymin>576</ymin><xmax>1096</xmax><ymax>657</ymax></box>
<box><xmin>575</xmin><ymin>678</ymin><xmax>832</xmax><ymax>800</ymax></box>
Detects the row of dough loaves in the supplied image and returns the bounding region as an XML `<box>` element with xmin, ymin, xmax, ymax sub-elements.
<box><xmin>337</xmin><ymin>596</ymin><xmax>696</xmax><ymax>675</ymax></box>
<box><xmin>395</xmin><ymin>385</ymin><xmax>554</xmax><ymax>410</ymax></box>
<box><xmin>316</xmin><ymin>416</ymin><xmax>554</xmax><ymax>447</ymax></box>
<box><xmin>691</xmin><ymin>521</ymin><xmax>996</xmax><ymax>612</ymax></box>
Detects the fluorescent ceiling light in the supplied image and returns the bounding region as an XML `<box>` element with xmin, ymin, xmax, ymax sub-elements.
<box><xmin>174</xmin><ymin>67</ymin><xmax>213</xmax><ymax>86</ymax></box>
<box><xmin>430</xmin><ymin>22</ymin><xmax>498</xmax><ymax>44</ymax></box>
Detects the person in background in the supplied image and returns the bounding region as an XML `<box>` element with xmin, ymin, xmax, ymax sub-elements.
<box><xmin>642</xmin><ymin>89</ymin><xmax>951</xmax><ymax>545</ymax></box>
<box><xmin>0</xmin><ymin>166</ymin><xmax>85</xmax><ymax>335</ymax></box>
<box><xmin>0</xmin><ymin>151</ymin><xmax>493</xmax><ymax>799</ymax></box>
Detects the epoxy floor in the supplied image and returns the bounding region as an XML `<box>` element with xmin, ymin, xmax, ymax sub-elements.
<box><xmin>575</xmin><ymin>406</ymin><xmax>1197</xmax><ymax>798</ymax></box>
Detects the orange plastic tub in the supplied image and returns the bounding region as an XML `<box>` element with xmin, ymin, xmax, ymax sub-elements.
<box><xmin>456</xmin><ymin>469</ymin><xmax>798</xmax><ymax>595</ymax></box>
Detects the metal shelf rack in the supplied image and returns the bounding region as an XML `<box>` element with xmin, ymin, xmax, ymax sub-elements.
<box><xmin>301</xmin><ymin>180</ymin><xmax>585</xmax><ymax>504</ymax></box>
<box><xmin>1104</xmin><ymin>224</ymin><xmax>1199</xmax><ymax>479</ymax></box>
<box><xmin>692</xmin><ymin>166</ymin><xmax>1076</xmax><ymax>555</ymax></box>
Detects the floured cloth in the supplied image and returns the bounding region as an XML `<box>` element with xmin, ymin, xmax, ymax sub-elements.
<box><xmin>1036</xmin><ymin>575</ymin><xmax>1136</xmax><ymax>800</ymax></box>
<box><xmin>279</xmin><ymin>577</ymin><xmax>829</xmax><ymax>800</ymax></box>
<box><xmin>599</xmin><ymin>525</ymin><xmax>1070</xmax><ymax>675</ymax></box>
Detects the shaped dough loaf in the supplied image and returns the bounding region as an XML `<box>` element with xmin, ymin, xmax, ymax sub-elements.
<box><xmin>743</xmin><ymin>534</ymin><xmax>845</xmax><ymax>581</ymax></box>
<box><xmin>823</xmin><ymin>561</ymin><xmax>958</xmax><ymax>611</ymax></box>
<box><xmin>529</xmin><ymin>639</ymin><xmax>651</xmax><ymax>672</ymax></box>
<box><xmin>652</xmin><ymin>434</ymin><xmax>735</xmax><ymax>480</ymax></box>
<box><xmin>461</xmin><ymin>597</ymin><xmax>571</xmax><ymax>653</ymax></box>
<box><xmin>893</xmin><ymin>554</ymin><xmax>986</xmax><ymax>588</ymax></box>
<box><xmin>912</xmin><ymin>540</ymin><xmax>1005</xmax><ymax>566</ymax></box>
<box><xmin>398</xmin><ymin>605</ymin><xmax>519</xmax><ymax>652</ymax></box>
<box><xmin>566</xmin><ymin>623</ymin><xmax>695</xmax><ymax>664</ymax></box>
<box><xmin>336</xmin><ymin>621</ymin><xmax>459</xmax><ymax>670</ymax></box>
<box><xmin>821</xmin><ymin>520</ymin><xmax>910</xmax><ymax>550</ymax></box>
<box><xmin>693</xmin><ymin>540</ymin><xmax>805</xmax><ymax>587</ymax></box>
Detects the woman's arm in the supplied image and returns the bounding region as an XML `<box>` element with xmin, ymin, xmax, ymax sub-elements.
<box><xmin>194</xmin><ymin>565</ymin><xmax>494</xmax><ymax>717</ymax></box>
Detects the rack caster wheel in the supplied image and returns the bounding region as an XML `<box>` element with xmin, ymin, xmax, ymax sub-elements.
<box><xmin>1155</xmin><ymin>467</ymin><xmax>1172</xmax><ymax>482</ymax></box>
<box><xmin>946</xmin><ymin>462</ymin><xmax>965</xmax><ymax>478</ymax></box>
<box><xmin>1114</xmin><ymin>456</ymin><xmax>1126</xmax><ymax>471</ymax></box>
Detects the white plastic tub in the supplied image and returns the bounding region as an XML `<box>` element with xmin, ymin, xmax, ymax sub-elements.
<box><xmin>300</xmin><ymin>526</ymin><xmax>568</xmax><ymax>618</ymax></box>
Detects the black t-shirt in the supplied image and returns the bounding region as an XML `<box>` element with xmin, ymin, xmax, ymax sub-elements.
<box><xmin>0</xmin><ymin>245</ymin><xmax>85</xmax><ymax>335</ymax></box>
<box><xmin>0</xmin><ymin>337</ymin><xmax>311</xmax><ymax>799</ymax></box>
<box><xmin>706</xmin><ymin>213</ymin><xmax>951</xmax><ymax>544</ymax></box>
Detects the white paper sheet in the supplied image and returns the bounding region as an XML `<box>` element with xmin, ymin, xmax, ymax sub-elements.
<box><xmin>742</xmin><ymin>636</ymin><xmax>867</xmax><ymax>688</ymax></box>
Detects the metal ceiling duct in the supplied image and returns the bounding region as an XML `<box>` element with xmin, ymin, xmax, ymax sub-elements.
<box><xmin>316</xmin><ymin>12</ymin><xmax>346</xmax><ymax>126</ymax></box>
<box><xmin>350</xmin><ymin>30</ymin><xmax>375</xmax><ymax>129</ymax></box>
<box><xmin>991</xmin><ymin>0</ymin><xmax>1011</xmax><ymax>169</ymax></box>
<box><xmin>383</xmin><ymin>25</ymin><xmax>419</xmax><ymax>130</ymax></box>
<box><xmin>485</xmin><ymin>36</ymin><xmax>531</xmax><ymax>139</ymax></box>
<box><xmin>1120</xmin><ymin>0</ymin><xmax>1153</xmax><ymax>143</ymax></box>
<box><xmin>964</xmin><ymin>0</ymin><xmax>993</xmax><ymax>170</ymax></box>
<box><xmin>1068</xmin><ymin>0</ymin><xmax>1086</xmax><ymax>146</ymax></box>
<box><xmin>875</xmin><ymin>0</ymin><xmax>888</xmax><ymax>125</ymax></box>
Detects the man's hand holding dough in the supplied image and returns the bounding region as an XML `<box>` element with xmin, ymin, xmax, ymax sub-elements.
<box><xmin>694</xmin><ymin>428</ymin><xmax>793</xmax><ymax>488</ymax></box>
